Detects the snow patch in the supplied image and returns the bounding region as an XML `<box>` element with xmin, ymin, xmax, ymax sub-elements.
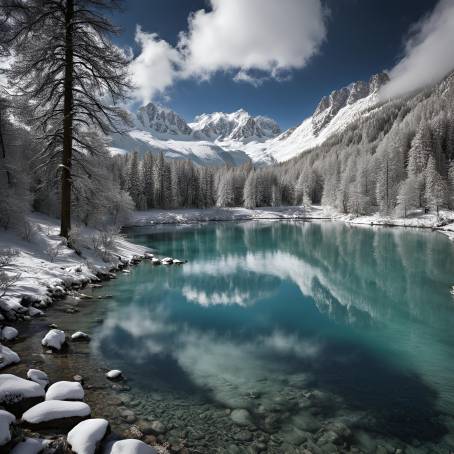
<box><xmin>22</xmin><ymin>400</ymin><xmax>91</xmax><ymax>424</ymax></box>
<box><xmin>67</xmin><ymin>418</ymin><xmax>109</xmax><ymax>454</ymax></box>
<box><xmin>45</xmin><ymin>381</ymin><xmax>84</xmax><ymax>401</ymax></box>
<box><xmin>41</xmin><ymin>329</ymin><xmax>66</xmax><ymax>350</ymax></box>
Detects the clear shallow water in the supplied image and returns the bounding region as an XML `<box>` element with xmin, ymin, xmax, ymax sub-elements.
<box><xmin>91</xmin><ymin>221</ymin><xmax>454</xmax><ymax>452</ymax></box>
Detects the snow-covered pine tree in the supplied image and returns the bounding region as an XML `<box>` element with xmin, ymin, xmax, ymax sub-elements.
<box><xmin>396</xmin><ymin>176</ymin><xmax>420</xmax><ymax>218</ymax></box>
<box><xmin>3</xmin><ymin>0</ymin><xmax>130</xmax><ymax>238</ymax></box>
<box><xmin>127</xmin><ymin>151</ymin><xmax>144</xmax><ymax>209</ymax></box>
<box><xmin>153</xmin><ymin>152</ymin><xmax>165</xmax><ymax>208</ymax></box>
<box><xmin>142</xmin><ymin>152</ymin><xmax>154</xmax><ymax>209</ymax></box>
<box><xmin>425</xmin><ymin>156</ymin><xmax>448</xmax><ymax>215</ymax></box>
<box><xmin>243</xmin><ymin>171</ymin><xmax>257</xmax><ymax>209</ymax></box>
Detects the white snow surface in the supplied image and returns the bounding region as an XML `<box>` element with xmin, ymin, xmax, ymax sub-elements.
<box><xmin>0</xmin><ymin>344</ymin><xmax>20</xmax><ymax>369</ymax></box>
<box><xmin>106</xmin><ymin>439</ymin><xmax>157</xmax><ymax>454</ymax></box>
<box><xmin>111</xmin><ymin>95</ymin><xmax>379</xmax><ymax>166</ymax></box>
<box><xmin>0</xmin><ymin>409</ymin><xmax>15</xmax><ymax>446</ymax></box>
<box><xmin>1</xmin><ymin>326</ymin><xmax>18</xmax><ymax>341</ymax></box>
<box><xmin>22</xmin><ymin>400</ymin><xmax>91</xmax><ymax>424</ymax></box>
<box><xmin>0</xmin><ymin>213</ymin><xmax>147</xmax><ymax>324</ymax></box>
<box><xmin>45</xmin><ymin>381</ymin><xmax>84</xmax><ymax>401</ymax></box>
<box><xmin>67</xmin><ymin>418</ymin><xmax>109</xmax><ymax>454</ymax></box>
<box><xmin>27</xmin><ymin>369</ymin><xmax>49</xmax><ymax>388</ymax></box>
<box><xmin>41</xmin><ymin>329</ymin><xmax>66</xmax><ymax>350</ymax></box>
<box><xmin>0</xmin><ymin>374</ymin><xmax>45</xmax><ymax>402</ymax></box>
<box><xmin>10</xmin><ymin>437</ymin><xmax>45</xmax><ymax>454</ymax></box>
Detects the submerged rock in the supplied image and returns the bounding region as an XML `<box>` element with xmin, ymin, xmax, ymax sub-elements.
<box><xmin>230</xmin><ymin>409</ymin><xmax>252</xmax><ymax>426</ymax></box>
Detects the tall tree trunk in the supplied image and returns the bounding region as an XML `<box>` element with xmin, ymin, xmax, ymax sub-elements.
<box><xmin>60</xmin><ymin>0</ymin><xmax>74</xmax><ymax>239</ymax></box>
<box><xmin>0</xmin><ymin>109</ymin><xmax>11</xmax><ymax>187</ymax></box>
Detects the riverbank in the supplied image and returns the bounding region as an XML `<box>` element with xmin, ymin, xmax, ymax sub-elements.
<box><xmin>0</xmin><ymin>214</ymin><xmax>174</xmax><ymax>453</ymax></box>
<box><xmin>130</xmin><ymin>205</ymin><xmax>454</xmax><ymax>239</ymax></box>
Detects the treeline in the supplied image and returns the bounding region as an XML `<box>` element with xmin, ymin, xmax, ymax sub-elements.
<box><xmin>116</xmin><ymin>71</ymin><xmax>454</xmax><ymax>217</ymax></box>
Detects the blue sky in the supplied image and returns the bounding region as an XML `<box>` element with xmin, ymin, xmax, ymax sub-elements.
<box><xmin>112</xmin><ymin>0</ymin><xmax>440</xmax><ymax>129</ymax></box>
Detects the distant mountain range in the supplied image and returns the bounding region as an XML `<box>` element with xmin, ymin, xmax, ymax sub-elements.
<box><xmin>110</xmin><ymin>72</ymin><xmax>390</xmax><ymax>166</ymax></box>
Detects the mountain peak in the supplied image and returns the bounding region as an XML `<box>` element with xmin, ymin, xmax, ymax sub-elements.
<box><xmin>137</xmin><ymin>102</ymin><xmax>192</xmax><ymax>136</ymax></box>
<box><xmin>189</xmin><ymin>110</ymin><xmax>281</xmax><ymax>142</ymax></box>
<box><xmin>312</xmin><ymin>72</ymin><xmax>389</xmax><ymax>135</ymax></box>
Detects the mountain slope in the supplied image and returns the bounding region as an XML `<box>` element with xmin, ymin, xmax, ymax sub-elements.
<box><xmin>109</xmin><ymin>72</ymin><xmax>389</xmax><ymax>166</ymax></box>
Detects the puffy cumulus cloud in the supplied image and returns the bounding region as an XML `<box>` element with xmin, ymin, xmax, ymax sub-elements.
<box><xmin>179</xmin><ymin>0</ymin><xmax>326</xmax><ymax>79</ymax></box>
<box><xmin>129</xmin><ymin>26</ymin><xmax>182</xmax><ymax>103</ymax></box>
<box><xmin>381</xmin><ymin>0</ymin><xmax>454</xmax><ymax>99</ymax></box>
<box><xmin>129</xmin><ymin>0</ymin><xmax>327</xmax><ymax>103</ymax></box>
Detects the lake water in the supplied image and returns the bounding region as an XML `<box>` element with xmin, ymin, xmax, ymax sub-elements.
<box><xmin>91</xmin><ymin>221</ymin><xmax>454</xmax><ymax>453</ymax></box>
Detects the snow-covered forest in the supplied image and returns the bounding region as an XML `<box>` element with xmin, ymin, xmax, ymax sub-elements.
<box><xmin>1</xmin><ymin>0</ymin><xmax>454</xmax><ymax>242</ymax></box>
<box><xmin>111</xmin><ymin>72</ymin><xmax>454</xmax><ymax>218</ymax></box>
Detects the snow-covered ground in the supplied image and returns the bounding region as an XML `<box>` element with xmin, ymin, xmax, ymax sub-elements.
<box><xmin>129</xmin><ymin>205</ymin><xmax>454</xmax><ymax>236</ymax></box>
<box><xmin>0</xmin><ymin>213</ymin><xmax>148</xmax><ymax>322</ymax></box>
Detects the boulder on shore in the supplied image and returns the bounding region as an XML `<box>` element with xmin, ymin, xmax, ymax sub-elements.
<box><xmin>21</xmin><ymin>400</ymin><xmax>91</xmax><ymax>431</ymax></box>
<box><xmin>67</xmin><ymin>418</ymin><xmax>110</xmax><ymax>454</ymax></box>
<box><xmin>27</xmin><ymin>369</ymin><xmax>49</xmax><ymax>389</ymax></box>
<box><xmin>46</xmin><ymin>381</ymin><xmax>84</xmax><ymax>401</ymax></box>
<box><xmin>0</xmin><ymin>374</ymin><xmax>45</xmax><ymax>417</ymax></box>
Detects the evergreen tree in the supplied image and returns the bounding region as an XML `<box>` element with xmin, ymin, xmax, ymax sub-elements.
<box><xmin>142</xmin><ymin>153</ymin><xmax>154</xmax><ymax>208</ymax></box>
<box><xmin>425</xmin><ymin>156</ymin><xmax>448</xmax><ymax>215</ymax></box>
<box><xmin>243</xmin><ymin>171</ymin><xmax>257</xmax><ymax>209</ymax></box>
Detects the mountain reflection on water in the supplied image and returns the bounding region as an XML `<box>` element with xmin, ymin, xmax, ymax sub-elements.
<box><xmin>91</xmin><ymin>221</ymin><xmax>454</xmax><ymax>450</ymax></box>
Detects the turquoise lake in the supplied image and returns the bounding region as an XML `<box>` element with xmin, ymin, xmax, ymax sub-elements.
<box><xmin>91</xmin><ymin>221</ymin><xmax>454</xmax><ymax>453</ymax></box>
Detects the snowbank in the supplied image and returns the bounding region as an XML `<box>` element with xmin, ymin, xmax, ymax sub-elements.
<box><xmin>46</xmin><ymin>381</ymin><xmax>84</xmax><ymax>401</ymax></box>
<box><xmin>129</xmin><ymin>206</ymin><xmax>454</xmax><ymax>240</ymax></box>
<box><xmin>67</xmin><ymin>418</ymin><xmax>109</xmax><ymax>454</ymax></box>
<box><xmin>0</xmin><ymin>213</ymin><xmax>148</xmax><ymax>322</ymax></box>
<box><xmin>22</xmin><ymin>400</ymin><xmax>90</xmax><ymax>424</ymax></box>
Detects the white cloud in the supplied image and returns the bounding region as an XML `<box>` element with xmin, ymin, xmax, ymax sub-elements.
<box><xmin>381</xmin><ymin>0</ymin><xmax>454</xmax><ymax>99</ymax></box>
<box><xmin>179</xmin><ymin>0</ymin><xmax>326</xmax><ymax>78</ymax></box>
<box><xmin>129</xmin><ymin>0</ymin><xmax>327</xmax><ymax>104</ymax></box>
<box><xmin>129</xmin><ymin>26</ymin><xmax>182</xmax><ymax>103</ymax></box>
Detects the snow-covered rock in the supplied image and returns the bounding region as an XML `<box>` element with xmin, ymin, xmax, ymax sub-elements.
<box><xmin>1</xmin><ymin>326</ymin><xmax>18</xmax><ymax>341</ymax></box>
<box><xmin>144</xmin><ymin>252</ymin><xmax>154</xmax><ymax>259</ymax></box>
<box><xmin>105</xmin><ymin>370</ymin><xmax>122</xmax><ymax>380</ymax></box>
<box><xmin>172</xmin><ymin>259</ymin><xmax>184</xmax><ymax>265</ymax></box>
<box><xmin>151</xmin><ymin>258</ymin><xmax>161</xmax><ymax>265</ymax></box>
<box><xmin>41</xmin><ymin>329</ymin><xmax>66</xmax><ymax>350</ymax></box>
<box><xmin>28</xmin><ymin>306</ymin><xmax>44</xmax><ymax>317</ymax></box>
<box><xmin>106</xmin><ymin>439</ymin><xmax>157</xmax><ymax>454</ymax></box>
<box><xmin>21</xmin><ymin>400</ymin><xmax>91</xmax><ymax>430</ymax></box>
<box><xmin>67</xmin><ymin>418</ymin><xmax>110</xmax><ymax>454</ymax></box>
<box><xmin>71</xmin><ymin>331</ymin><xmax>90</xmax><ymax>342</ymax></box>
<box><xmin>27</xmin><ymin>369</ymin><xmax>49</xmax><ymax>388</ymax></box>
<box><xmin>0</xmin><ymin>374</ymin><xmax>45</xmax><ymax>416</ymax></box>
<box><xmin>0</xmin><ymin>410</ymin><xmax>15</xmax><ymax>447</ymax></box>
<box><xmin>0</xmin><ymin>343</ymin><xmax>20</xmax><ymax>368</ymax></box>
<box><xmin>46</xmin><ymin>381</ymin><xmax>84</xmax><ymax>401</ymax></box>
<box><xmin>137</xmin><ymin>102</ymin><xmax>192</xmax><ymax>136</ymax></box>
<box><xmin>10</xmin><ymin>437</ymin><xmax>45</xmax><ymax>454</ymax></box>
<box><xmin>190</xmin><ymin>109</ymin><xmax>281</xmax><ymax>141</ymax></box>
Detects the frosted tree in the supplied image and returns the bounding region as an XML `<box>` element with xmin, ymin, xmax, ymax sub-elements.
<box><xmin>216</xmin><ymin>171</ymin><xmax>235</xmax><ymax>207</ymax></box>
<box><xmin>425</xmin><ymin>156</ymin><xmax>448</xmax><ymax>216</ymax></box>
<box><xmin>142</xmin><ymin>152</ymin><xmax>154</xmax><ymax>208</ymax></box>
<box><xmin>127</xmin><ymin>151</ymin><xmax>144</xmax><ymax>209</ymax></box>
<box><xmin>243</xmin><ymin>171</ymin><xmax>257</xmax><ymax>209</ymax></box>
<box><xmin>4</xmin><ymin>0</ymin><xmax>130</xmax><ymax>238</ymax></box>
<box><xmin>153</xmin><ymin>152</ymin><xmax>165</xmax><ymax>208</ymax></box>
<box><xmin>396</xmin><ymin>176</ymin><xmax>419</xmax><ymax>217</ymax></box>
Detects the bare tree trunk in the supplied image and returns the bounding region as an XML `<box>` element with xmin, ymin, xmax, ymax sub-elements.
<box><xmin>60</xmin><ymin>0</ymin><xmax>74</xmax><ymax>239</ymax></box>
<box><xmin>0</xmin><ymin>109</ymin><xmax>11</xmax><ymax>187</ymax></box>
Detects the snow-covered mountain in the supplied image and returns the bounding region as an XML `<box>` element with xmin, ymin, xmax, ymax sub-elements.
<box><xmin>109</xmin><ymin>72</ymin><xmax>389</xmax><ymax>166</ymax></box>
<box><xmin>189</xmin><ymin>109</ymin><xmax>281</xmax><ymax>141</ymax></box>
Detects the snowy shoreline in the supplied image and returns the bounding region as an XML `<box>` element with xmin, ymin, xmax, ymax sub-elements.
<box><xmin>129</xmin><ymin>205</ymin><xmax>454</xmax><ymax>239</ymax></box>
